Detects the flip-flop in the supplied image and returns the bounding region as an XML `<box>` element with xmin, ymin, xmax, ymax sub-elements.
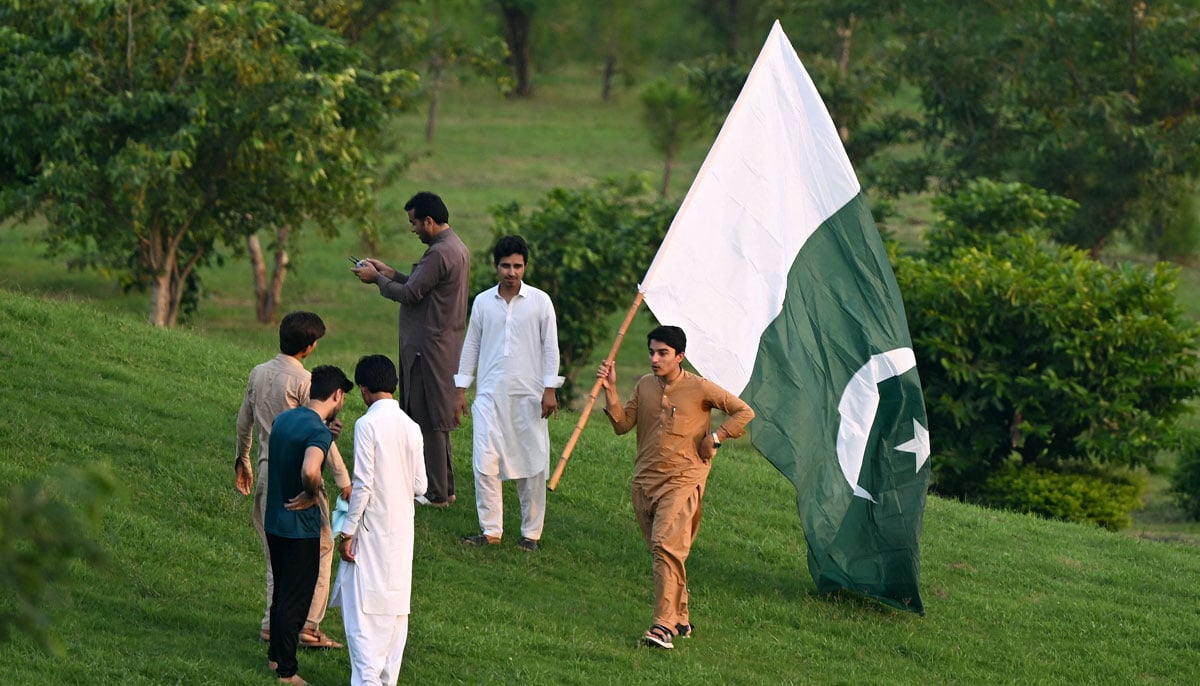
<box><xmin>299</xmin><ymin>629</ymin><xmax>344</xmax><ymax>649</ymax></box>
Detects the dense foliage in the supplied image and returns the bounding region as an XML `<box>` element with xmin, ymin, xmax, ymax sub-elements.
<box><xmin>924</xmin><ymin>178</ymin><xmax>1080</xmax><ymax>261</ymax></box>
<box><xmin>478</xmin><ymin>176</ymin><xmax>674</xmax><ymax>402</ymax></box>
<box><xmin>897</xmin><ymin>229</ymin><xmax>1200</xmax><ymax>502</ymax></box>
<box><xmin>1169</xmin><ymin>430</ymin><xmax>1200</xmax><ymax>520</ymax></box>
<box><xmin>0</xmin><ymin>466</ymin><xmax>114</xmax><ymax>653</ymax></box>
<box><xmin>983</xmin><ymin>464</ymin><xmax>1145</xmax><ymax>532</ymax></box>
<box><xmin>0</xmin><ymin>1</ymin><xmax>416</xmax><ymax>326</ymax></box>
<box><xmin>900</xmin><ymin>0</ymin><xmax>1200</xmax><ymax>253</ymax></box>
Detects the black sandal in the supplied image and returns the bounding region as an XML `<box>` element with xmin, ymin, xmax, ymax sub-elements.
<box><xmin>642</xmin><ymin>623</ymin><xmax>674</xmax><ymax>649</ymax></box>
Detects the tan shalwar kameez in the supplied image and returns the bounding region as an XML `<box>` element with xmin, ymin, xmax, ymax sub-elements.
<box><xmin>605</xmin><ymin>371</ymin><xmax>754</xmax><ymax>632</ymax></box>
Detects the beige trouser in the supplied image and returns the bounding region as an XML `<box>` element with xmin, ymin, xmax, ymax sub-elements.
<box><xmin>254</xmin><ymin>460</ymin><xmax>333</xmax><ymax>633</ymax></box>
<box><xmin>632</xmin><ymin>481</ymin><xmax>704</xmax><ymax>632</ymax></box>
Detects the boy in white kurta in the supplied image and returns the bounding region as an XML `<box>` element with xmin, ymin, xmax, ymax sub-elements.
<box><xmin>455</xmin><ymin>235</ymin><xmax>564</xmax><ymax>551</ymax></box>
<box><xmin>334</xmin><ymin>355</ymin><xmax>426</xmax><ymax>686</ymax></box>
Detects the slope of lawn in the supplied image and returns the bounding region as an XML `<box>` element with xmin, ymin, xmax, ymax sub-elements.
<box><xmin>1</xmin><ymin>289</ymin><xmax>1198</xmax><ymax>684</ymax></box>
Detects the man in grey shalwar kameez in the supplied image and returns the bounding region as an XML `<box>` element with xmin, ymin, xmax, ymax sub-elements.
<box><xmin>352</xmin><ymin>191</ymin><xmax>470</xmax><ymax>506</ymax></box>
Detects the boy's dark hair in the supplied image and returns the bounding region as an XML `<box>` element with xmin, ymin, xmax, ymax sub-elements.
<box><xmin>355</xmin><ymin>355</ymin><xmax>398</xmax><ymax>394</ymax></box>
<box><xmin>279</xmin><ymin>311</ymin><xmax>326</xmax><ymax>356</ymax></box>
<box><xmin>310</xmin><ymin>365</ymin><xmax>353</xmax><ymax>401</ymax></box>
<box><xmin>492</xmin><ymin>235</ymin><xmax>529</xmax><ymax>266</ymax></box>
<box><xmin>404</xmin><ymin>191</ymin><xmax>449</xmax><ymax>224</ymax></box>
<box><xmin>647</xmin><ymin>325</ymin><xmax>687</xmax><ymax>355</ymax></box>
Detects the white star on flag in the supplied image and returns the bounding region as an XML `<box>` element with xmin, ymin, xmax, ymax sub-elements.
<box><xmin>896</xmin><ymin>419</ymin><xmax>931</xmax><ymax>472</ymax></box>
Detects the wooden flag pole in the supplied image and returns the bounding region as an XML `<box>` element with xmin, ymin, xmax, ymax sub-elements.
<box><xmin>548</xmin><ymin>291</ymin><xmax>645</xmax><ymax>491</ymax></box>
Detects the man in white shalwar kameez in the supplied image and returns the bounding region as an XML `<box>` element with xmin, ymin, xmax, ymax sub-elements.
<box><xmin>455</xmin><ymin>235</ymin><xmax>564</xmax><ymax>551</ymax></box>
<box><xmin>333</xmin><ymin>354</ymin><xmax>426</xmax><ymax>686</ymax></box>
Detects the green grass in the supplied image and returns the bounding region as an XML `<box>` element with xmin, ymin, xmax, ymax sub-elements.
<box><xmin>3</xmin><ymin>289</ymin><xmax>1200</xmax><ymax>684</ymax></box>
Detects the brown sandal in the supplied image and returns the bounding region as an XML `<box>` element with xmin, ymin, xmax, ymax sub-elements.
<box><xmin>299</xmin><ymin>628</ymin><xmax>344</xmax><ymax>649</ymax></box>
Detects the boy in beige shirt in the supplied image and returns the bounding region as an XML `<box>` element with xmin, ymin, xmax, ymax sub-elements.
<box><xmin>599</xmin><ymin>325</ymin><xmax>755</xmax><ymax>650</ymax></box>
<box><xmin>235</xmin><ymin>310</ymin><xmax>350</xmax><ymax>651</ymax></box>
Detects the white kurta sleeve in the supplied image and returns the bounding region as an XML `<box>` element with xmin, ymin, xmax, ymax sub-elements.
<box><xmin>455</xmin><ymin>293</ymin><xmax>484</xmax><ymax>388</ymax></box>
<box><xmin>541</xmin><ymin>294</ymin><xmax>565</xmax><ymax>389</ymax></box>
<box><xmin>341</xmin><ymin>419</ymin><xmax>377</xmax><ymax>537</ymax></box>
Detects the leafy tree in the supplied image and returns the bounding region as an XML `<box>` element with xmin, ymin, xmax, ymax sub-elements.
<box><xmin>407</xmin><ymin>9</ymin><xmax>511</xmax><ymax>142</ymax></box>
<box><xmin>688</xmin><ymin>0</ymin><xmax>757</xmax><ymax>55</ymax></box>
<box><xmin>0</xmin><ymin>1</ymin><xmax>415</xmax><ymax>326</ymax></box>
<box><xmin>1140</xmin><ymin>176</ymin><xmax>1200</xmax><ymax>262</ymax></box>
<box><xmin>899</xmin><ymin>0</ymin><xmax>1200</xmax><ymax>253</ymax></box>
<box><xmin>925</xmin><ymin>178</ymin><xmax>1079</xmax><ymax>261</ymax></box>
<box><xmin>226</xmin><ymin>0</ymin><xmax>426</xmax><ymax>319</ymax></box>
<box><xmin>896</xmin><ymin>230</ymin><xmax>1200</xmax><ymax>499</ymax></box>
<box><xmin>0</xmin><ymin>465</ymin><xmax>115</xmax><ymax>654</ymax></box>
<box><xmin>507</xmin><ymin>0</ymin><xmax>712</xmax><ymax>89</ymax></box>
<box><xmin>679</xmin><ymin>54</ymin><xmax>750</xmax><ymax>131</ymax></box>
<box><xmin>564</xmin><ymin>0</ymin><xmax>679</xmax><ymax>101</ymax></box>
<box><xmin>310</xmin><ymin>1</ymin><xmax>509</xmax><ymax>143</ymax></box>
<box><xmin>479</xmin><ymin>176</ymin><xmax>674</xmax><ymax>402</ymax></box>
<box><xmin>639</xmin><ymin>80</ymin><xmax>710</xmax><ymax>198</ymax></box>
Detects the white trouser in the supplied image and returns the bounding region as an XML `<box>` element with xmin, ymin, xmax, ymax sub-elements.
<box><xmin>341</xmin><ymin>563</ymin><xmax>410</xmax><ymax>686</ymax></box>
<box><xmin>474</xmin><ymin>469</ymin><xmax>547</xmax><ymax>540</ymax></box>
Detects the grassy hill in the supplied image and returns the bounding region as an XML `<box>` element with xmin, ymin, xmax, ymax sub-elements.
<box><xmin>2</xmin><ymin>60</ymin><xmax>1200</xmax><ymax>683</ymax></box>
<box><xmin>3</xmin><ymin>288</ymin><xmax>1200</xmax><ymax>684</ymax></box>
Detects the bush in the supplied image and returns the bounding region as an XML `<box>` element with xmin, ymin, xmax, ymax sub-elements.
<box><xmin>1169</xmin><ymin>430</ymin><xmax>1200</xmax><ymax>521</ymax></box>
<box><xmin>982</xmin><ymin>463</ymin><xmax>1145</xmax><ymax>531</ymax></box>
<box><xmin>896</xmin><ymin>231</ymin><xmax>1200</xmax><ymax>498</ymax></box>
<box><xmin>925</xmin><ymin>178</ymin><xmax>1078</xmax><ymax>261</ymax></box>
<box><xmin>479</xmin><ymin>176</ymin><xmax>674</xmax><ymax>403</ymax></box>
<box><xmin>1</xmin><ymin>465</ymin><xmax>114</xmax><ymax>653</ymax></box>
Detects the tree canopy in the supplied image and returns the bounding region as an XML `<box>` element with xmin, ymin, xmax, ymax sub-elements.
<box><xmin>900</xmin><ymin>0</ymin><xmax>1200</xmax><ymax>252</ymax></box>
<box><xmin>0</xmin><ymin>0</ymin><xmax>416</xmax><ymax>326</ymax></box>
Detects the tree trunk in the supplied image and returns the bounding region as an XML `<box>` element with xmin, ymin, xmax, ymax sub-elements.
<box><xmin>144</xmin><ymin>226</ymin><xmax>195</xmax><ymax>327</ymax></box>
<box><xmin>836</xmin><ymin>13</ymin><xmax>856</xmax><ymax>143</ymax></box>
<box><xmin>601</xmin><ymin>50</ymin><xmax>616</xmax><ymax>102</ymax></box>
<box><xmin>248</xmin><ymin>233</ymin><xmax>268</xmax><ymax>321</ymax></box>
<box><xmin>660</xmin><ymin>149</ymin><xmax>674</xmax><ymax>199</ymax></box>
<box><xmin>247</xmin><ymin>226</ymin><xmax>290</xmax><ymax>324</ymax></box>
<box><xmin>148</xmin><ymin>272</ymin><xmax>174</xmax><ymax>327</ymax></box>
<box><xmin>146</xmin><ymin>257</ymin><xmax>190</xmax><ymax>327</ymax></box>
<box><xmin>425</xmin><ymin>54</ymin><xmax>443</xmax><ymax>142</ymax></box>
<box><xmin>498</xmin><ymin>1</ymin><xmax>533</xmax><ymax>97</ymax></box>
<box><xmin>726</xmin><ymin>0</ymin><xmax>741</xmax><ymax>54</ymax></box>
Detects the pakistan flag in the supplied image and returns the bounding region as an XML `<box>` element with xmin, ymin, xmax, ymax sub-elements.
<box><xmin>640</xmin><ymin>21</ymin><xmax>930</xmax><ymax>614</ymax></box>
